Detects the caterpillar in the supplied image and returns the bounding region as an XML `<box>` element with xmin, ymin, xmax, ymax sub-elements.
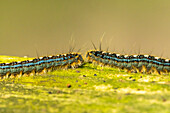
<box><xmin>86</xmin><ymin>50</ymin><xmax>170</xmax><ymax>75</ymax></box>
<box><xmin>0</xmin><ymin>42</ymin><xmax>169</xmax><ymax>79</ymax></box>
<box><xmin>0</xmin><ymin>53</ymin><xmax>84</xmax><ymax>79</ymax></box>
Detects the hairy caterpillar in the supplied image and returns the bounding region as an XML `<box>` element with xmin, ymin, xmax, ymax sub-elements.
<box><xmin>0</xmin><ymin>53</ymin><xmax>84</xmax><ymax>79</ymax></box>
<box><xmin>0</xmin><ymin>40</ymin><xmax>169</xmax><ymax>80</ymax></box>
<box><xmin>86</xmin><ymin>50</ymin><xmax>170</xmax><ymax>75</ymax></box>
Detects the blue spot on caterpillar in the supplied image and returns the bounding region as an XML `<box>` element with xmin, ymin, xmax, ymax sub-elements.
<box><xmin>86</xmin><ymin>50</ymin><xmax>170</xmax><ymax>75</ymax></box>
<box><xmin>0</xmin><ymin>53</ymin><xmax>84</xmax><ymax>79</ymax></box>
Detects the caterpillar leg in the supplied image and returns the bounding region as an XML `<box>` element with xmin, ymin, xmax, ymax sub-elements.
<box><xmin>15</xmin><ymin>71</ymin><xmax>23</xmax><ymax>78</ymax></box>
<box><xmin>9</xmin><ymin>73</ymin><xmax>15</xmax><ymax>78</ymax></box>
<box><xmin>130</xmin><ymin>65</ymin><xmax>139</xmax><ymax>73</ymax></box>
<box><xmin>29</xmin><ymin>70</ymin><xmax>35</xmax><ymax>76</ymax></box>
<box><xmin>2</xmin><ymin>72</ymin><xmax>10</xmax><ymax>79</ymax></box>
<box><xmin>140</xmin><ymin>65</ymin><xmax>147</xmax><ymax>74</ymax></box>
<box><xmin>37</xmin><ymin>68</ymin><xmax>47</xmax><ymax>75</ymax></box>
<box><xmin>148</xmin><ymin>67</ymin><xmax>159</xmax><ymax>75</ymax></box>
<box><xmin>23</xmin><ymin>73</ymin><xmax>29</xmax><ymax>77</ymax></box>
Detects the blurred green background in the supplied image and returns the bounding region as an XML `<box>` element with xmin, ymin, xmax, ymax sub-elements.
<box><xmin>0</xmin><ymin>0</ymin><xmax>170</xmax><ymax>57</ymax></box>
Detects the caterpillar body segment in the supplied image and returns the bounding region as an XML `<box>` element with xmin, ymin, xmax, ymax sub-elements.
<box><xmin>0</xmin><ymin>53</ymin><xmax>84</xmax><ymax>79</ymax></box>
<box><xmin>86</xmin><ymin>50</ymin><xmax>170</xmax><ymax>75</ymax></box>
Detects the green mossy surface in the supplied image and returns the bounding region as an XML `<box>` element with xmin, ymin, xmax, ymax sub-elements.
<box><xmin>0</xmin><ymin>56</ymin><xmax>170</xmax><ymax>113</ymax></box>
